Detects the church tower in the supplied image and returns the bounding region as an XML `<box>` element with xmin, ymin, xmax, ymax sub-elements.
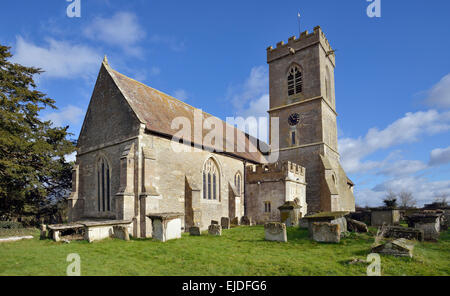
<box><xmin>267</xmin><ymin>26</ymin><xmax>355</xmax><ymax>213</ymax></box>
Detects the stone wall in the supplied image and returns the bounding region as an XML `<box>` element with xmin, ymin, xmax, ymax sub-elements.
<box><xmin>245</xmin><ymin>161</ymin><xmax>307</xmax><ymax>224</ymax></box>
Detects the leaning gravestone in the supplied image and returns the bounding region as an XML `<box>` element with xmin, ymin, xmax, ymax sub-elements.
<box><xmin>189</xmin><ymin>226</ymin><xmax>201</xmax><ymax>236</ymax></box>
<box><xmin>311</xmin><ymin>222</ymin><xmax>340</xmax><ymax>243</ymax></box>
<box><xmin>221</xmin><ymin>217</ymin><xmax>230</xmax><ymax>229</ymax></box>
<box><xmin>346</xmin><ymin>217</ymin><xmax>368</xmax><ymax>233</ymax></box>
<box><xmin>372</xmin><ymin>238</ymin><xmax>414</xmax><ymax>258</ymax></box>
<box><xmin>208</xmin><ymin>224</ymin><xmax>222</xmax><ymax>236</ymax></box>
<box><xmin>264</xmin><ymin>222</ymin><xmax>287</xmax><ymax>242</ymax></box>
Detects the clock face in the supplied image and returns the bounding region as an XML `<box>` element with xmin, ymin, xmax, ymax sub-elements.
<box><xmin>288</xmin><ymin>113</ymin><xmax>301</xmax><ymax>126</ymax></box>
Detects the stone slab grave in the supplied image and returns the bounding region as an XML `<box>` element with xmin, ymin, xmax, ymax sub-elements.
<box><xmin>147</xmin><ymin>213</ymin><xmax>184</xmax><ymax>242</ymax></box>
<box><xmin>47</xmin><ymin>223</ymin><xmax>85</xmax><ymax>242</ymax></box>
<box><xmin>371</xmin><ymin>209</ymin><xmax>400</xmax><ymax>226</ymax></box>
<box><xmin>46</xmin><ymin>220</ymin><xmax>132</xmax><ymax>243</ymax></box>
<box><xmin>240</xmin><ymin>216</ymin><xmax>252</xmax><ymax>226</ymax></box>
<box><xmin>208</xmin><ymin>224</ymin><xmax>222</xmax><ymax>236</ymax></box>
<box><xmin>264</xmin><ymin>222</ymin><xmax>287</xmax><ymax>242</ymax></box>
<box><xmin>346</xmin><ymin>217</ymin><xmax>368</xmax><ymax>233</ymax></box>
<box><xmin>304</xmin><ymin>211</ymin><xmax>349</xmax><ymax>237</ymax></box>
<box><xmin>311</xmin><ymin>222</ymin><xmax>340</xmax><ymax>243</ymax></box>
<box><xmin>406</xmin><ymin>213</ymin><xmax>441</xmax><ymax>241</ymax></box>
<box><xmin>383</xmin><ymin>226</ymin><xmax>424</xmax><ymax>242</ymax></box>
<box><xmin>372</xmin><ymin>238</ymin><xmax>414</xmax><ymax>258</ymax></box>
<box><xmin>221</xmin><ymin>217</ymin><xmax>230</xmax><ymax>229</ymax></box>
<box><xmin>189</xmin><ymin>226</ymin><xmax>201</xmax><ymax>236</ymax></box>
<box><xmin>278</xmin><ymin>201</ymin><xmax>302</xmax><ymax>227</ymax></box>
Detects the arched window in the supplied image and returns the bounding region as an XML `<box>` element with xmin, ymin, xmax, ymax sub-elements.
<box><xmin>287</xmin><ymin>65</ymin><xmax>303</xmax><ymax>96</ymax></box>
<box><xmin>234</xmin><ymin>172</ymin><xmax>242</xmax><ymax>195</ymax></box>
<box><xmin>97</xmin><ymin>156</ymin><xmax>111</xmax><ymax>212</ymax></box>
<box><xmin>203</xmin><ymin>158</ymin><xmax>220</xmax><ymax>200</ymax></box>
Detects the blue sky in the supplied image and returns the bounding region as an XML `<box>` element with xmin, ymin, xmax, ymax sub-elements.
<box><xmin>1</xmin><ymin>0</ymin><xmax>449</xmax><ymax>206</ymax></box>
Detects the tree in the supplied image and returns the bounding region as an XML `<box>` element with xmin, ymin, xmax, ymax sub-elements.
<box><xmin>382</xmin><ymin>190</ymin><xmax>398</xmax><ymax>209</ymax></box>
<box><xmin>0</xmin><ymin>44</ymin><xmax>76</xmax><ymax>222</ymax></box>
<box><xmin>398</xmin><ymin>191</ymin><xmax>417</xmax><ymax>209</ymax></box>
<box><xmin>434</xmin><ymin>193</ymin><xmax>448</xmax><ymax>206</ymax></box>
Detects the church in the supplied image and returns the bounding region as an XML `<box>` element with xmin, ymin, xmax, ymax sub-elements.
<box><xmin>68</xmin><ymin>26</ymin><xmax>355</xmax><ymax>238</ymax></box>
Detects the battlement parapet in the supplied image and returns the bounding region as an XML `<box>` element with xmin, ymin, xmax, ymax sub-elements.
<box><xmin>246</xmin><ymin>161</ymin><xmax>305</xmax><ymax>183</ymax></box>
<box><xmin>267</xmin><ymin>26</ymin><xmax>334</xmax><ymax>64</ymax></box>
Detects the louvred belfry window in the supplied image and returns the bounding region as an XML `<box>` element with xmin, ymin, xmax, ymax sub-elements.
<box><xmin>287</xmin><ymin>65</ymin><xmax>303</xmax><ymax>96</ymax></box>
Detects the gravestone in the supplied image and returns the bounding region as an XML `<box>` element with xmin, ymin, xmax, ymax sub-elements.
<box><xmin>40</xmin><ymin>224</ymin><xmax>47</xmax><ymax>240</ymax></box>
<box><xmin>208</xmin><ymin>224</ymin><xmax>222</xmax><ymax>236</ymax></box>
<box><xmin>211</xmin><ymin>220</ymin><xmax>219</xmax><ymax>225</ymax></box>
<box><xmin>304</xmin><ymin>211</ymin><xmax>348</xmax><ymax>237</ymax></box>
<box><xmin>113</xmin><ymin>225</ymin><xmax>130</xmax><ymax>241</ymax></box>
<box><xmin>372</xmin><ymin>238</ymin><xmax>414</xmax><ymax>258</ymax></box>
<box><xmin>264</xmin><ymin>222</ymin><xmax>287</xmax><ymax>242</ymax></box>
<box><xmin>189</xmin><ymin>226</ymin><xmax>201</xmax><ymax>236</ymax></box>
<box><xmin>346</xmin><ymin>217</ymin><xmax>368</xmax><ymax>233</ymax></box>
<box><xmin>311</xmin><ymin>222</ymin><xmax>340</xmax><ymax>243</ymax></box>
<box><xmin>231</xmin><ymin>217</ymin><xmax>239</xmax><ymax>226</ymax></box>
<box><xmin>240</xmin><ymin>216</ymin><xmax>252</xmax><ymax>226</ymax></box>
<box><xmin>221</xmin><ymin>217</ymin><xmax>230</xmax><ymax>229</ymax></box>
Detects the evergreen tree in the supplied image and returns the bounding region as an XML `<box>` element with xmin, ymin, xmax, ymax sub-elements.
<box><xmin>0</xmin><ymin>44</ymin><xmax>75</xmax><ymax>222</ymax></box>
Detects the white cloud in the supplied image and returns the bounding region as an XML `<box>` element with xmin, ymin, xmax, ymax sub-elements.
<box><xmin>429</xmin><ymin>146</ymin><xmax>450</xmax><ymax>166</ymax></box>
<box><xmin>339</xmin><ymin>110</ymin><xmax>450</xmax><ymax>174</ymax></box>
<box><xmin>424</xmin><ymin>73</ymin><xmax>450</xmax><ymax>109</ymax></box>
<box><xmin>377</xmin><ymin>160</ymin><xmax>428</xmax><ymax>177</ymax></box>
<box><xmin>173</xmin><ymin>89</ymin><xmax>189</xmax><ymax>101</ymax></box>
<box><xmin>65</xmin><ymin>152</ymin><xmax>77</xmax><ymax>163</ymax></box>
<box><xmin>355</xmin><ymin>176</ymin><xmax>450</xmax><ymax>207</ymax></box>
<box><xmin>83</xmin><ymin>12</ymin><xmax>145</xmax><ymax>56</ymax></box>
<box><xmin>12</xmin><ymin>36</ymin><xmax>101</xmax><ymax>79</ymax></box>
<box><xmin>42</xmin><ymin>105</ymin><xmax>84</xmax><ymax>127</ymax></box>
<box><xmin>227</xmin><ymin>66</ymin><xmax>269</xmax><ymax>140</ymax></box>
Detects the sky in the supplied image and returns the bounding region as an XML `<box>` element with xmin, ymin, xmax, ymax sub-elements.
<box><xmin>1</xmin><ymin>0</ymin><xmax>449</xmax><ymax>207</ymax></box>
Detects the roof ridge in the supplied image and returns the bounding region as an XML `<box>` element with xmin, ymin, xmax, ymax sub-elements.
<box><xmin>105</xmin><ymin>61</ymin><xmax>263</xmax><ymax>141</ymax></box>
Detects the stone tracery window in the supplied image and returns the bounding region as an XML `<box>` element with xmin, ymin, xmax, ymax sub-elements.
<box><xmin>97</xmin><ymin>156</ymin><xmax>111</xmax><ymax>212</ymax></box>
<box><xmin>287</xmin><ymin>64</ymin><xmax>303</xmax><ymax>96</ymax></box>
<box><xmin>203</xmin><ymin>158</ymin><xmax>220</xmax><ymax>200</ymax></box>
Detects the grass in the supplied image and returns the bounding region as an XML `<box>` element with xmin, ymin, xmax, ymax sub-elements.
<box><xmin>0</xmin><ymin>228</ymin><xmax>37</xmax><ymax>238</ymax></box>
<box><xmin>0</xmin><ymin>226</ymin><xmax>449</xmax><ymax>276</ymax></box>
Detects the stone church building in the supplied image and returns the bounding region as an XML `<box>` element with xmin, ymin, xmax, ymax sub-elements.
<box><xmin>68</xmin><ymin>26</ymin><xmax>355</xmax><ymax>238</ymax></box>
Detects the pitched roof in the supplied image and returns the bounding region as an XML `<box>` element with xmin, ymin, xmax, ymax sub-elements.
<box><xmin>103</xmin><ymin>59</ymin><xmax>266</xmax><ymax>164</ymax></box>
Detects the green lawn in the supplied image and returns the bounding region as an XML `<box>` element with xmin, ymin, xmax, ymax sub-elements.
<box><xmin>0</xmin><ymin>226</ymin><xmax>449</xmax><ymax>276</ymax></box>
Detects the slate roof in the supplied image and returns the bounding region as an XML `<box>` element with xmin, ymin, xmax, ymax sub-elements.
<box><xmin>103</xmin><ymin>58</ymin><xmax>267</xmax><ymax>164</ymax></box>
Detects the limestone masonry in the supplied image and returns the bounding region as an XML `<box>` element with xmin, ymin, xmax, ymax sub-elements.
<box><xmin>68</xmin><ymin>26</ymin><xmax>355</xmax><ymax>238</ymax></box>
